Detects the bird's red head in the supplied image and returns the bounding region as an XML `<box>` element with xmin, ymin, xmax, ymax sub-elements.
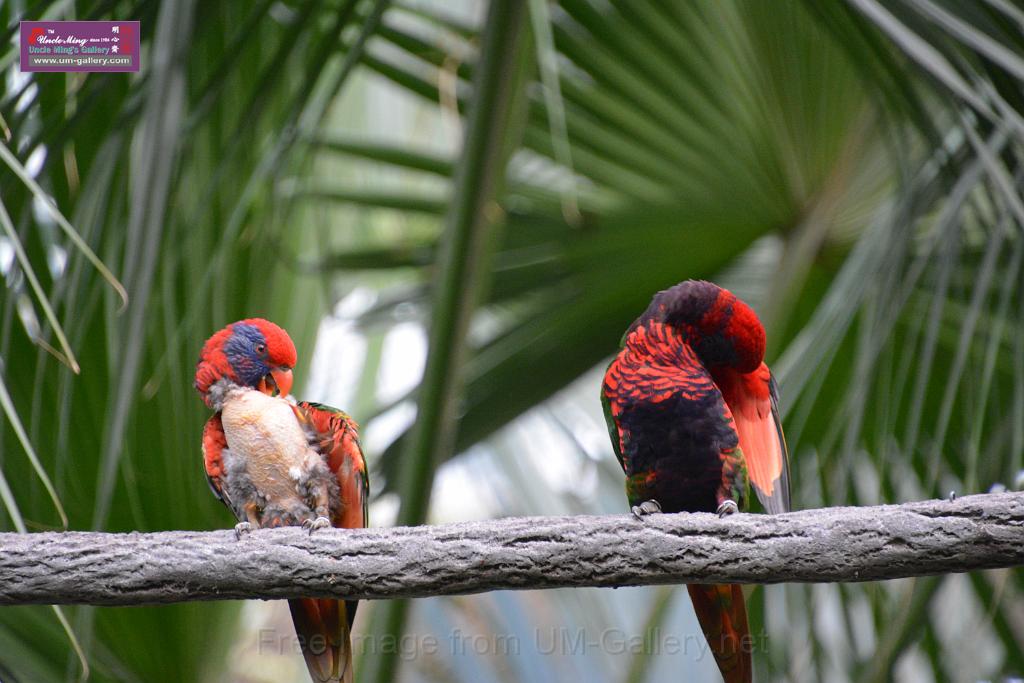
<box><xmin>637</xmin><ymin>280</ymin><xmax>766</xmax><ymax>373</ymax></box>
<box><xmin>195</xmin><ymin>318</ymin><xmax>297</xmax><ymax>408</ymax></box>
<box><xmin>698</xmin><ymin>287</ymin><xmax>766</xmax><ymax>373</ymax></box>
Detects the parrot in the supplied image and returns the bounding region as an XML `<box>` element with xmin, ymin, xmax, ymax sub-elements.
<box><xmin>601</xmin><ymin>280</ymin><xmax>790</xmax><ymax>683</ymax></box>
<box><xmin>194</xmin><ymin>318</ymin><xmax>368</xmax><ymax>683</ymax></box>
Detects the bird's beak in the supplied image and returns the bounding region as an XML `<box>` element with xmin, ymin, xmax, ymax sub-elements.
<box><xmin>272</xmin><ymin>367</ymin><xmax>294</xmax><ymax>397</ymax></box>
<box><xmin>258</xmin><ymin>367</ymin><xmax>293</xmax><ymax>398</ymax></box>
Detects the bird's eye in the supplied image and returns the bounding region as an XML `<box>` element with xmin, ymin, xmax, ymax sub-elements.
<box><xmin>255</xmin><ymin>343</ymin><xmax>267</xmax><ymax>354</ymax></box>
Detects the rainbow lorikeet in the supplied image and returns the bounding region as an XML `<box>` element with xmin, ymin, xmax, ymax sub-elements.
<box><xmin>195</xmin><ymin>318</ymin><xmax>368</xmax><ymax>683</ymax></box>
<box><xmin>601</xmin><ymin>281</ymin><xmax>790</xmax><ymax>683</ymax></box>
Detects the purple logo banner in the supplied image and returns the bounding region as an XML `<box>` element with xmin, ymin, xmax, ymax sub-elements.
<box><xmin>20</xmin><ymin>21</ymin><xmax>140</xmax><ymax>73</ymax></box>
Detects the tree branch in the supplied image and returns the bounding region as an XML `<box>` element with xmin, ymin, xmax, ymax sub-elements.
<box><xmin>1</xmin><ymin>492</ymin><xmax>1022</xmax><ymax>607</ymax></box>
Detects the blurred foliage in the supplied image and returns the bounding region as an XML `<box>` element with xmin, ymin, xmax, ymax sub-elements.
<box><xmin>1</xmin><ymin>0</ymin><xmax>1023</xmax><ymax>682</ymax></box>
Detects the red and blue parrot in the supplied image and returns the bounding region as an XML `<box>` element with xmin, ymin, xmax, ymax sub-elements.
<box><xmin>195</xmin><ymin>318</ymin><xmax>368</xmax><ymax>683</ymax></box>
<box><xmin>601</xmin><ymin>280</ymin><xmax>790</xmax><ymax>683</ymax></box>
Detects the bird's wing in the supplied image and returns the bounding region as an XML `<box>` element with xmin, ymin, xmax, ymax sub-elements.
<box><xmin>290</xmin><ymin>400</ymin><xmax>368</xmax><ymax>683</ymax></box>
<box><xmin>600</xmin><ymin>359</ymin><xmax>627</xmax><ymax>472</ymax></box>
<box><xmin>295</xmin><ymin>401</ymin><xmax>369</xmax><ymax>530</ymax></box>
<box><xmin>201</xmin><ymin>413</ymin><xmax>232</xmax><ymax>511</ymax></box>
<box><xmin>767</xmin><ymin>372</ymin><xmax>791</xmax><ymax>511</ymax></box>
<box><xmin>718</xmin><ymin>363</ymin><xmax>791</xmax><ymax>514</ymax></box>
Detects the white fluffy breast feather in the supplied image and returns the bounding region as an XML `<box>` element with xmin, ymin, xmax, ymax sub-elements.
<box><xmin>220</xmin><ymin>389</ymin><xmax>308</xmax><ymax>462</ymax></box>
<box><xmin>219</xmin><ymin>389</ymin><xmax>316</xmax><ymax>503</ymax></box>
<box><xmin>216</xmin><ymin>387</ymin><xmax>341</xmax><ymax>529</ymax></box>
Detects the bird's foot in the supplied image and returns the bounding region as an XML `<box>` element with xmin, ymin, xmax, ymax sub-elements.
<box><xmin>234</xmin><ymin>522</ymin><xmax>252</xmax><ymax>540</ymax></box>
<box><xmin>631</xmin><ymin>499</ymin><xmax>663</xmax><ymax>519</ymax></box>
<box><xmin>949</xmin><ymin>490</ymin><xmax>958</xmax><ymax>502</ymax></box>
<box><xmin>716</xmin><ymin>500</ymin><xmax>739</xmax><ymax>518</ymax></box>
<box><xmin>302</xmin><ymin>516</ymin><xmax>331</xmax><ymax>534</ymax></box>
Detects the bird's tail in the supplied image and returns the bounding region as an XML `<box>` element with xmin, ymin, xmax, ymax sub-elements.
<box><xmin>289</xmin><ymin>598</ymin><xmax>356</xmax><ymax>683</ymax></box>
<box><xmin>686</xmin><ymin>584</ymin><xmax>751</xmax><ymax>683</ymax></box>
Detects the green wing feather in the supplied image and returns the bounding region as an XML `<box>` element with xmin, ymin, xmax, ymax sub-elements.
<box><xmin>600</xmin><ymin>358</ymin><xmax>627</xmax><ymax>472</ymax></box>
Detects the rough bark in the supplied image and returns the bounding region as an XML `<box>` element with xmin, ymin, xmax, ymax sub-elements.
<box><xmin>0</xmin><ymin>492</ymin><xmax>1021</xmax><ymax>606</ymax></box>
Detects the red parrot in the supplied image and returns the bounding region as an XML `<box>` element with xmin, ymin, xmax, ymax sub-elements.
<box><xmin>601</xmin><ymin>281</ymin><xmax>790</xmax><ymax>683</ymax></box>
<box><xmin>195</xmin><ymin>318</ymin><xmax>368</xmax><ymax>683</ymax></box>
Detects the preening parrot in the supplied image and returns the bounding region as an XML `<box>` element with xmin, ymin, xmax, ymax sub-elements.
<box><xmin>195</xmin><ymin>318</ymin><xmax>368</xmax><ymax>683</ymax></box>
<box><xmin>601</xmin><ymin>280</ymin><xmax>790</xmax><ymax>683</ymax></box>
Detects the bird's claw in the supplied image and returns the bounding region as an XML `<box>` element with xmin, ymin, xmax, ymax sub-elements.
<box><xmin>716</xmin><ymin>500</ymin><xmax>739</xmax><ymax>517</ymax></box>
<box><xmin>234</xmin><ymin>522</ymin><xmax>252</xmax><ymax>540</ymax></box>
<box><xmin>949</xmin><ymin>490</ymin><xmax>957</xmax><ymax>501</ymax></box>
<box><xmin>302</xmin><ymin>516</ymin><xmax>331</xmax><ymax>534</ymax></box>
<box><xmin>631</xmin><ymin>500</ymin><xmax>662</xmax><ymax>519</ymax></box>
